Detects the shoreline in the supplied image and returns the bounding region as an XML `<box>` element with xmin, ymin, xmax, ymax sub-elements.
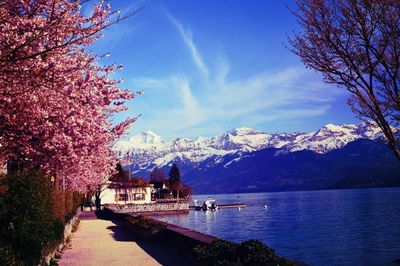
<box><xmin>102</xmin><ymin>207</ymin><xmax>216</xmax><ymax>247</ymax></box>
<box><xmin>103</xmin><ymin>207</ymin><xmax>301</xmax><ymax>265</ymax></box>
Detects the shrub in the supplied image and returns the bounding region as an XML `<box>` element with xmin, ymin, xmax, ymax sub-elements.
<box><xmin>73</xmin><ymin>192</ymin><xmax>83</xmax><ymax>211</ymax></box>
<box><xmin>0</xmin><ymin>244</ymin><xmax>19</xmax><ymax>266</ymax></box>
<box><xmin>194</xmin><ymin>239</ymin><xmax>296</xmax><ymax>266</ymax></box>
<box><xmin>194</xmin><ymin>240</ymin><xmax>240</xmax><ymax>266</ymax></box>
<box><xmin>127</xmin><ymin>215</ymin><xmax>166</xmax><ymax>232</ymax></box>
<box><xmin>238</xmin><ymin>239</ymin><xmax>290</xmax><ymax>266</ymax></box>
<box><xmin>53</xmin><ymin>187</ymin><xmax>65</xmax><ymax>223</ymax></box>
<box><xmin>64</xmin><ymin>190</ymin><xmax>74</xmax><ymax>222</ymax></box>
<box><xmin>0</xmin><ymin>172</ymin><xmax>64</xmax><ymax>264</ymax></box>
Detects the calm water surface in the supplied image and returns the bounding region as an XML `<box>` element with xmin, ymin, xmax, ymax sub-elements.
<box><xmin>152</xmin><ymin>188</ymin><xmax>400</xmax><ymax>266</ymax></box>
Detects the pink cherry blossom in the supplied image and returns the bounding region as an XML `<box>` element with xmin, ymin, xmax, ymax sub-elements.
<box><xmin>0</xmin><ymin>0</ymin><xmax>140</xmax><ymax>191</ymax></box>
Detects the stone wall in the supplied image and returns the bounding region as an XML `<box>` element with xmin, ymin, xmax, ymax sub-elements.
<box><xmin>106</xmin><ymin>202</ymin><xmax>189</xmax><ymax>214</ymax></box>
<box><xmin>102</xmin><ymin>208</ymin><xmax>218</xmax><ymax>254</ymax></box>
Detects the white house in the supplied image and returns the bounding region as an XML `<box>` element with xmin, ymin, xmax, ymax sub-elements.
<box><xmin>100</xmin><ymin>181</ymin><xmax>154</xmax><ymax>205</ymax></box>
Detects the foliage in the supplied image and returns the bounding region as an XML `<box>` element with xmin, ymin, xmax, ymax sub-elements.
<box><xmin>169</xmin><ymin>163</ymin><xmax>182</xmax><ymax>196</ymax></box>
<box><xmin>0</xmin><ymin>1</ymin><xmax>140</xmax><ymax>190</ymax></box>
<box><xmin>0</xmin><ymin>244</ymin><xmax>19</xmax><ymax>266</ymax></box>
<box><xmin>110</xmin><ymin>163</ymin><xmax>129</xmax><ymax>183</ymax></box>
<box><xmin>237</xmin><ymin>239</ymin><xmax>291</xmax><ymax>266</ymax></box>
<box><xmin>180</xmin><ymin>183</ymin><xmax>192</xmax><ymax>199</ymax></box>
<box><xmin>64</xmin><ymin>190</ymin><xmax>75</xmax><ymax>222</ymax></box>
<box><xmin>127</xmin><ymin>215</ymin><xmax>166</xmax><ymax>232</ymax></box>
<box><xmin>110</xmin><ymin>163</ymin><xmax>149</xmax><ymax>187</ymax></box>
<box><xmin>73</xmin><ymin>192</ymin><xmax>83</xmax><ymax>213</ymax></box>
<box><xmin>194</xmin><ymin>239</ymin><xmax>296</xmax><ymax>266</ymax></box>
<box><xmin>167</xmin><ymin>163</ymin><xmax>193</xmax><ymax>198</ymax></box>
<box><xmin>290</xmin><ymin>0</ymin><xmax>400</xmax><ymax>160</ymax></box>
<box><xmin>194</xmin><ymin>240</ymin><xmax>239</xmax><ymax>266</ymax></box>
<box><xmin>168</xmin><ymin>163</ymin><xmax>192</xmax><ymax>198</ymax></box>
<box><xmin>0</xmin><ymin>172</ymin><xmax>60</xmax><ymax>265</ymax></box>
<box><xmin>149</xmin><ymin>166</ymin><xmax>166</xmax><ymax>182</ymax></box>
<box><xmin>53</xmin><ymin>187</ymin><xmax>66</xmax><ymax>223</ymax></box>
<box><xmin>0</xmin><ymin>172</ymin><xmax>81</xmax><ymax>265</ymax></box>
<box><xmin>129</xmin><ymin>176</ymin><xmax>150</xmax><ymax>187</ymax></box>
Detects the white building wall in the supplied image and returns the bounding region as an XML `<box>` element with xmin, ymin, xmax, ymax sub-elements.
<box><xmin>100</xmin><ymin>184</ymin><xmax>153</xmax><ymax>205</ymax></box>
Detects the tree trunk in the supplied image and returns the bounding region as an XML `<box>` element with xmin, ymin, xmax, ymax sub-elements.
<box><xmin>375</xmin><ymin>113</ymin><xmax>400</xmax><ymax>162</ymax></box>
<box><xmin>6</xmin><ymin>156</ymin><xmax>24</xmax><ymax>174</ymax></box>
<box><xmin>389</xmin><ymin>143</ymin><xmax>400</xmax><ymax>162</ymax></box>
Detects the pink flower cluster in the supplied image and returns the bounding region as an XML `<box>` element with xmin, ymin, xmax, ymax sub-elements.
<box><xmin>0</xmin><ymin>0</ymin><xmax>138</xmax><ymax>191</ymax></box>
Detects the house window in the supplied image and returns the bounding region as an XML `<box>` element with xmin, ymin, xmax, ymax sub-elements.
<box><xmin>134</xmin><ymin>193</ymin><xmax>145</xmax><ymax>201</ymax></box>
<box><xmin>115</xmin><ymin>193</ymin><xmax>128</xmax><ymax>202</ymax></box>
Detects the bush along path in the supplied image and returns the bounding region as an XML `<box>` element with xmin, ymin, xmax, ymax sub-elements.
<box><xmin>0</xmin><ymin>172</ymin><xmax>82</xmax><ymax>265</ymax></box>
<box><xmin>194</xmin><ymin>239</ymin><xmax>299</xmax><ymax>266</ymax></box>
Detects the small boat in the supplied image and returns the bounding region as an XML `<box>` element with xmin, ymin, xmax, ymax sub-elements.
<box><xmin>193</xmin><ymin>198</ymin><xmax>219</xmax><ymax>211</ymax></box>
<box><xmin>193</xmin><ymin>200</ymin><xmax>202</xmax><ymax>211</ymax></box>
<box><xmin>201</xmin><ymin>197</ymin><xmax>218</xmax><ymax>211</ymax></box>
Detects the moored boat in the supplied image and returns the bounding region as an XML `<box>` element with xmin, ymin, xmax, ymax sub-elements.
<box><xmin>200</xmin><ymin>197</ymin><xmax>218</xmax><ymax>211</ymax></box>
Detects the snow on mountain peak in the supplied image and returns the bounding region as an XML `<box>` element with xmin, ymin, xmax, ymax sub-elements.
<box><xmin>114</xmin><ymin>123</ymin><xmax>385</xmax><ymax>167</ymax></box>
<box><xmin>144</xmin><ymin>130</ymin><xmax>159</xmax><ymax>137</ymax></box>
<box><xmin>229</xmin><ymin>127</ymin><xmax>258</xmax><ymax>134</ymax></box>
<box><xmin>129</xmin><ymin>130</ymin><xmax>162</xmax><ymax>144</ymax></box>
<box><xmin>323</xmin><ymin>123</ymin><xmax>344</xmax><ymax>131</ymax></box>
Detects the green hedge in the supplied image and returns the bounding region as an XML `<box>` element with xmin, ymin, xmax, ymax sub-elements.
<box><xmin>194</xmin><ymin>239</ymin><xmax>297</xmax><ymax>266</ymax></box>
<box><xmin>0</xmin><ymin>172</ymin><xmax>81</xmax><ymax>265</ymax></box>
<box><xmin>127</xmin><ymin>215</ymin><xmax>166</xmax><ymax>232</ymax></box>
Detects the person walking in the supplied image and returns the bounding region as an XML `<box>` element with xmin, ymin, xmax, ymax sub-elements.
<box><xmin>95</xmin><ymin>195</ymin><xmax>101</xmax><ymax>211</ymax></box>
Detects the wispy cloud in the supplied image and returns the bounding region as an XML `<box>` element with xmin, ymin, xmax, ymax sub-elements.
<box><xmin>164</xmin><ymin>11</ymin><xmax>209</xmax><ymax>77</ymax></box>
<box><xmin>127</xmin><ymin>10</ymin><xmax>344</xmax><ymax>139</ymax></box>
<box><xmin>130</xmin><ymin>65</ymin><xmax>342</xmax><ymax>139</ymax></box>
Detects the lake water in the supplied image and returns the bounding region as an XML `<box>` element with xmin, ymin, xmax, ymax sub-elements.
<box><xmin>152</xmin><ymin>188</ymin><xmax>400</xmax><ymax>266</ymax></box>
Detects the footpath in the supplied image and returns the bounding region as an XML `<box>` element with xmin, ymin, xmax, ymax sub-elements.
<box><xmin>58</xmin><ymin>211</ymin><xmax>162</xmax><ymax>266</ymax></box>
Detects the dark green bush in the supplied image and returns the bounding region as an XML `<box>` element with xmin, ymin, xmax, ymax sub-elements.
<box><xmin>194</xmin><ymin>240</ymin><xmax>240</xmax><ymax>265</ymax></box>
<box><xmin>127</xmin><ymin>215</ymin><xmax>166</xmax><ymax>232</ymax></box>
<box><xmin>238</xmin><ymin>239</ymin><xmax>291</xmax><ymax>266</ymax></box>
<box><xmin>0</xmin><ymin>172</ymin><xmax>65</xmax><ymax>265</ymax></box>
<box><xmin>194</xmin><ymin>239</ymin><xmax>296</xmax><ymax>266</ymax></box>
<box><xmin>53</xmin><ymin>187</ymin><xmax>65</xmax><ymax>223</ymax></box>
<box><xmin>73</xmin><ymin>192</ymin><xmax>83</xmax><ymax>211</ymax></box>
<box><xmin>53</xmin><ymin>220</ymin><xmax>65</xmax><ymax>240</ymax></box>
<box><xmin>0</xmin><ymin>244</ymin><xmax>20</xmax><ymax>266</ymax></box>
<box><xmin>64</xmin><ymin>190</ymin><xmax>74</xmax><ymax>222</ymax></box>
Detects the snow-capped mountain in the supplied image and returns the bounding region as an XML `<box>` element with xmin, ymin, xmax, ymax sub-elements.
<box><xmin>113</xmin><ymin>122</ymin><xmax>384</xmax><ymax>171</ymax></box>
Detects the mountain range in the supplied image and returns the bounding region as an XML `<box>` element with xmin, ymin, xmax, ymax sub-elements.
<box><xmin>113</xmin><ymin>123</ymin><xmax>400</xmax><ymax>194</ymax></box>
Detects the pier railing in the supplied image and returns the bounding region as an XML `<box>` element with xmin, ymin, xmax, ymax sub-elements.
<box><xmin>105</xmin><ymin>201</ymin><xmax>189</xmax><ymax>214</ymax></box>
<box><xmin>155</xmin><ymin>198</ymin><xmax>190</xmax><ymax>204</ymax></box>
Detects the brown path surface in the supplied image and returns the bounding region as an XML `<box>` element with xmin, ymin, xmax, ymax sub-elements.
<box><xmin>59</xmin><ymin>212</ymin><xmax>162</xmax><ymax>266</ymax></box>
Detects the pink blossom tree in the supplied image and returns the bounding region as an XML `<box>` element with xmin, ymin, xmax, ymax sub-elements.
<box><xmin>0</xmin><ymin>0</ymin><xmax>141</xmax><ymax>190</ymax></box>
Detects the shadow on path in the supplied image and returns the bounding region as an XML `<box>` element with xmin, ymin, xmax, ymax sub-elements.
<box><xmin>89</xmin><ymin>210</ymin><xmax>195</xmax><ymax>266</ymax></box>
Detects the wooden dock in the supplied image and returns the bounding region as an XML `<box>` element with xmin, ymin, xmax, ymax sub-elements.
<box><xmin>189</xmin><ymin>203</ymin><xmax>245</xmax><ymax>210</ymax></box>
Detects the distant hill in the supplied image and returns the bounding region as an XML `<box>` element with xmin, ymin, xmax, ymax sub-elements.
<box><xmin>115</xmin><ymin>124</ymin><xmax>400</xmax><ymax>194</ymax></box>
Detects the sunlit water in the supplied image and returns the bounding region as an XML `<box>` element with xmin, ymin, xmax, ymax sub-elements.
<box><xmin>152</xmin><ymin>188</ymin><xmax>400</xmax><ymax>266</ymax></box>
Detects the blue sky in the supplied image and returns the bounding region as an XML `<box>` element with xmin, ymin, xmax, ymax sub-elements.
<box><xmin>88</xmin><ymin>0</ymin><xmax>359</xmax><ymax>140</ymax></box>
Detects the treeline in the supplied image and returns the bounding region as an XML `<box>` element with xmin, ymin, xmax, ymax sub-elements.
<box><xmin>112</xmin><ymin>162</ymin><xmax>192</xmax><ymax>199</ymax></box>
<box><xmin>149</xmin><ymin>163</ymin><xmax>192</xmax><ymax>199</ymax></box>
<box><xmin>0</xmin><ymin>172</ymin><xmax>82</xmax><ymax>265</ymax></box>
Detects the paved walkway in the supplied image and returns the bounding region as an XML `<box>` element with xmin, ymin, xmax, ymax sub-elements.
<box><xmin>59</xmin><ymin>212</ymin><xmax>161</xmax><ymax>266</ymax></box>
